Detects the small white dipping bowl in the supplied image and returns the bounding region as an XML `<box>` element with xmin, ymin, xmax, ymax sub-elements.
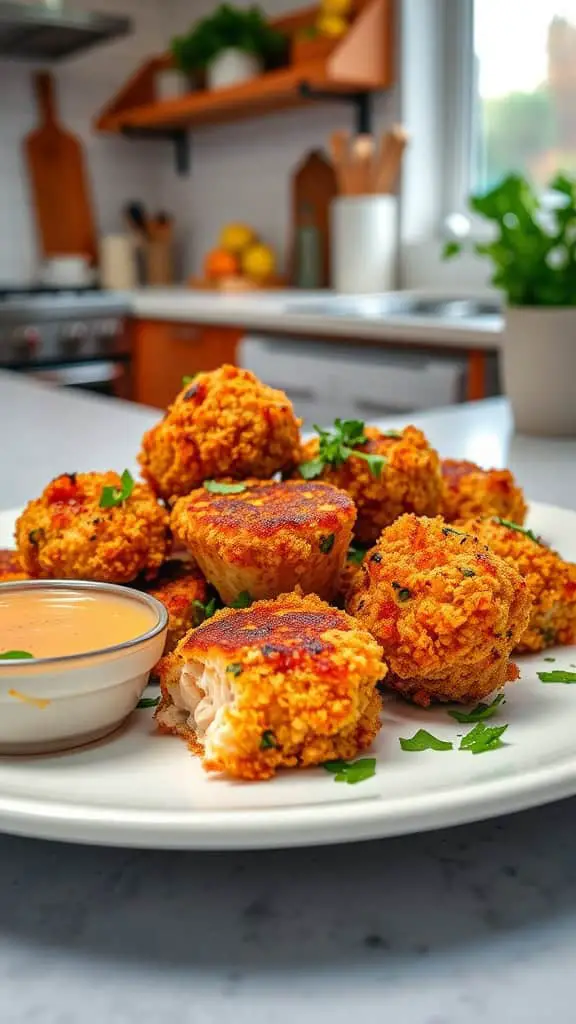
<box><xmin>0</xmin><ymin>580</ymin><xmax>168</xmax><ymax>755</ymax></box>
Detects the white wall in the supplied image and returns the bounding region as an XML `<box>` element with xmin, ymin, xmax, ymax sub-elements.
<box><xmin>161</xmin><ymin>0</ymin><xmax>398</xmax><ymax>277</ymax></box>
<box><xmin>0</xmin><ymin>0</ymin><xmax>176</xmax><ymax>283</ymax></box>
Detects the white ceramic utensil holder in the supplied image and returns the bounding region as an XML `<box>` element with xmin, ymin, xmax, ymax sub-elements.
<box><xmin>330</xmin><ymin>194</ymin><xmax>397</xmax><ymax>293</ymax></box>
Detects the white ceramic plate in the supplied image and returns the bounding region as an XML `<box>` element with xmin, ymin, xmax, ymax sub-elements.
<box><xmin>1</xmin><ymin>503</ymin><xmax>576</xmax><ymax>850</ymax></box>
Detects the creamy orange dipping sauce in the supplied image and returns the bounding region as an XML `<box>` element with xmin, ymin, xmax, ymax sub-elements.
<box><xmin>0</xmin><ymin>587</ymin><xmax>157</xmax><ymax>660</ymax></box>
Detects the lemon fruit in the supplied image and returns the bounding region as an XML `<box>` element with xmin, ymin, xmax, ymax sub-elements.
<box><xmin>316</xmin><ymin>13</ymin><xmax>349</xmax><ymax>37</ymax></box>
<box><xmin>241</xmin><ymin>243</ymin><xmax>276</xmax><ymax>282</ymax></box>
<box><xmin>321</xmin><ymin>0</ymin><xmax>352</xmax><ymax>17</ymax></box>
<box><xmin>219</xmin><ymin>223</ymin><xmax>256</xmax><ymax>254</ymax></box>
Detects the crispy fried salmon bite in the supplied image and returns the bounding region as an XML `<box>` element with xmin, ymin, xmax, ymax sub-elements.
<box><xmin>346</xmin><ymin>514</ymin><xmax>532</xmax><ymax>707</ymax></box>
<box><xmin>0</xmin><ymin>549</ymin><xmax>28</xmax><ymax>582</ymax></box>
<box><xmin>460</xmin><ymin>517</ymin><xmax>576</xmax><ymax>653</ymax></box>
<box><xmin>155</xmin><ymin>591</ymin><xmax>386</xmax><ymax>782</ymax></box>
<box><xmin>15</xmin><ymin>471</ymin><xmax>169</xmax><ymax>584</ymax></box>
<box><xmin>139</xmin><ymin>365</ymin><xmax>301</xmax><ymax>502</ymax></box>
<box><xmin>171</xmin><ymin>478</ymin><xmax>356</xmax><ymax>604</ymax></box>
<box><xmin>296</xmin><ymin>419</ymin><xmax>442</xmax><ymax>544</ymax></box>
<box><xmin>441</xmin><ymin>458</ymin><xmax>527</xmax><ymax>524</ymax></box>
<box><xmin>144</xmin><ymin>560</ymin><xmax>213</xmax><ymax>654</ymax></box>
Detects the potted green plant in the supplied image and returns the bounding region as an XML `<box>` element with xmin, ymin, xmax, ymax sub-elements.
<box><xmin>444</xmin><ymin>173</ymin><xmax>576</xmax><ymax>436</ymax></box>
<box><xmin>171</xmin><ymin>4</ymin><xmax>286</xmax><ymax>91</ymax></box>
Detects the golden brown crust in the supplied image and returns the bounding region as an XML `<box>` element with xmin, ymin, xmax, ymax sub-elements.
<box><xmin>441</xmin><ymin>459</ymin><xmax>527</xmax><ymax>524</ymax></box>
<box><xmin>295</xmin><ymin>425</ymin><xmax>442</xmax><ymax>544</ymax></box>
<box><xmin>15</xmin><ymin>472</ymin><xmax>169</xmax><ymax>584</ymax></box>
<box><xmin>138</xmin><ymin>365</ymin><xmax>302</xmax><ymax>501</ymax></box>
<box><xmin>346</xmin><ymin>514</ymin><xmax>532</xmax><ymax>707</ymax></box>
<box><xmin>155</xmin><ymin>591</ymin><xmax>386</xmax><ymax>781</ymax></box>
<box><xmin>170</xmin><ymin>479</ymin><xmax>356</xmax><ymax>604</ymax></box>
<box><xmin>460</xmin><ymin>517</ymin><xmax>576</xmax><ymax>652</ymax></box>
<box><xmin>144</xmin><ymin>560</ymin><xmax>210</xmax><ymax>653</ymax></box>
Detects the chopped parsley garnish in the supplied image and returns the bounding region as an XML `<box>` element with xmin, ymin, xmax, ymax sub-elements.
<box><xmin>347</xmin><ymin>543</ymin><xmax>368</xmax><ymax>565</ymax></box>
<box><xmin>459</xmin><ymin>722</ymin><xmax>508</xmax><ymax>754</ymax></box>
<box><xmin>383</xmin><ymin>429</ymin><xmax>402</xmax><ymax>438</ymax></box>
<box><xmin>192</xmin><ymin>596</ymin><xmax>218</xmax><ymax>625</ymax></box>
<box><xmin>299</xmin><ymin>419</ymin><xmax>386</xmax><ymax>480</ymax></box>
<box><xmin>204</xmin><ymin>480</ymin><xmax>247</xmax><ymax>495</ymax></box>
<box><xmin>537</xmin><ymin>669</ymin><xmax>576</xmax><ymax>684</ymax></box>
<box><xmin>323</xmin><ymin>757</ymin><xmax>376</xmax><ymax>784</ymax></box>
<box><xmin>399</xmin><ymin>729</ymin><xmax>453</xmax><ymax>752</ymax></box>
<box><xmin>0</xmin><ymin>650</ymin><xmax>34</xmax><ymax>660</ymax></box>
<box><xmin>229</xmin><ymin>590</ymin><xmax>253</xmax><ymax>609</ymax></box>
<box><xmin>182</xmin><ymin>373</ymin><xmax>197</xmax><ymax>386</ymax></box>
<box><xmin>137</xmin><ymin>696</ymin><xmax>160</xmax><ymax>709</ymax></box>
<box><xmin>391</xmin><ymin>582</ymin><xmax>412</xmax><ymax>600</ymax></box>
<box><xmin>319</xmin><ymin>533</ymin><xmax>335</xmax><ymax>554</ymax></box>
<box><xmin>260</xmin><ymin>730</ymin><xmax>277</xmax><ymax>750</ymax></box>
<box><xmin>99</xmin><ymin>469</ymin><xmax>135</xmax><ymax>509</ymax></box>
<box><xmin>495</xmin><ymin>518</ymin><xmax>542</xmax><ymax>545</ymax></box>
<box><xmin>226</xmin><ymin>663</ymin><xmax>243</xmax><ymax>676</ymax></box>
<box><xmin>442</xmin><ymin>526</ymin><xmax>466</xmax><ymax>538</ymax></box>
<box><xmin>543</xmin><ymin>657</ymin><xmax>556</xmax><ymax>663</ymax></box>
<box><xmin>459</xmin><ymin>567</ymin><xmax>476</xmax><ymax>578</ymax></box>
<box><xmin>448</xmin><ymin>693</ymin><xmax>505</xmax><ymax>723</ymax></box>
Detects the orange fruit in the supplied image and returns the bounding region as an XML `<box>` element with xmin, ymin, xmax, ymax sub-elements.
<box><xmin>204</xmin><ymin>248</ymin><xmax>240</xmax><ymax>280</ymax></box>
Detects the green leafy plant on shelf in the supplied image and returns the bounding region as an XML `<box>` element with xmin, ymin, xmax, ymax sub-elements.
<box><xmin>171</xmin><ymin>4</ymin><xmax>287</xmax><ymax>73</ymax></box>
<box><xmin>443</xmin><ymin>173</ymin><xmax>576</xmax><ymax>307</ymax></box>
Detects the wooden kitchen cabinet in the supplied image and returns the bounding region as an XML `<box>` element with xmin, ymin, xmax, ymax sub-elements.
<box><xmin>132</xmin><ymin>319</ymin><xmax>241</xmax><ymax>408</ymax></box>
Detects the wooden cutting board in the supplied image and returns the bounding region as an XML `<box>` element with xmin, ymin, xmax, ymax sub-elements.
<box><xmin>24</xmin><ymin>72</ymin><xmax>98</xmax><ymax>264</ymax></box>
<box><xmin>289</xmin><ymin>149</ymin><xmax>338</xmax><ymax>288</ymax></box>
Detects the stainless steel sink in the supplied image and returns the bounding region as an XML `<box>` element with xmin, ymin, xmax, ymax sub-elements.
<box><xmin>284</xmin><ymin>295</ymin><xmax>502</xmax><ymax>322</ymax></box>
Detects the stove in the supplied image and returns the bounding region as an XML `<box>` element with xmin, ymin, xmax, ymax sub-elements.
<box><xmin>0</xmin><ymin>286</ymin><xmax>132</xmax><ymax>396</ymax></box>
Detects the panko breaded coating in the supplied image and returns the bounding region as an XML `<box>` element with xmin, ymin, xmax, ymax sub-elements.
<box><xmin>138</xmin><ymin>365</ymin><xmax>301</xmax><ymax>502</ymax></box>
<box><xmin>15</xmin><ymin>472</ymin><xmax>169</xmax><ymax>584</ymax></box>
<box><xmin>144</xmin><ymin>560</ymin><xmax>211</xmax><ymax>654</ymax></box>
<box><xmin>171</xmin><ymin>479</ymin><xmax>356</xmax><ymax>604</ymax></box>
<box><xmin>441</xmin><ymin>458</ymin><xmax>527</xmax><ymax>524</ymax></box>
<box><xmin>0</xmin><ymin>549</ymin><xmax>29</xmax><ymax>583</ymax></box>
<box><xmin>460</xmin><ymin>517</ymin><xmax>576</xmax><ymax>653</ymax></box>
<box><xmin>346</xmin><ymin>514</ymin><xmax>532</xmax><ymax>707</ymax></box>
<box><xmin>297</xmin><ymin>425</ymin><xmax>442</xmax><ymax>544</ymax></box>
<box><xmin>155</xmin><ymin>591</ymin><xmax>386</xmax><ymax>781</ymax></box>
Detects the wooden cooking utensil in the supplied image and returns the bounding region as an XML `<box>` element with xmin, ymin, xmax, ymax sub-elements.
<box><xmin>24</xmin><ymin>72</ymin><xmax>98</xmax><ymax>265</ymax></box>
<box><xmin>375</xmin><ymin>125</ymin><xmax>409</xmax><ymax>194</ymax></box>
<box><xmin>351</xmin><ymin>133</ymin><xmax>375</xmax><ymax>195</ymax></box>
<box><xmin>330</xmin><ymin>130</ymin><xmax>351</xmax><ymax>195</ymax></box>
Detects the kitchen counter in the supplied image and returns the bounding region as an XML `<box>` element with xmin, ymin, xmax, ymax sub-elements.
<box><xmin>2</xmin><ymin>372</ymin><xmax>576</xmax><ymax>1023</ymax></box>
<box><xmin>130</xmin><ymin>287</ymin><xmax>503</xmax><ymax>351</ymax></box>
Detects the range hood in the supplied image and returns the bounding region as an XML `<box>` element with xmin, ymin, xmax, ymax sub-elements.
<box><xmin>0</xmin><ymin>1</ymin><xmax>131</xmax><ymax>61</ymax></box>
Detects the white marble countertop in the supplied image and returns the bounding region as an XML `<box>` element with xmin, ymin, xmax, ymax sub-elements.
<box><xmin>129</xmin><ymin>287</ymin><xmax>503</xmax><ymax>351</ymax></box>
<box><xmin>2</xmin><ymin>372</ymin><xmax>576</xmax><ymax>1023</ymax></box>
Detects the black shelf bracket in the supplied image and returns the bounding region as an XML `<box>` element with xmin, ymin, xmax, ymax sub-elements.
<box><xmin>298</xmin><ymin>82</ymin><xmax>372</xmax><ymax>134</ymax></box>
<box><xmin>121</xmin><ymin>126</ymin><xmax>190</xmax><ymax>175</ymax></box>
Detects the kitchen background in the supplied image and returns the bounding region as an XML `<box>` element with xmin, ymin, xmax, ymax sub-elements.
<box><xmin>0</xmin><ymin>0</ymin><xmax>574</xmax><ymax>426</ymax></box>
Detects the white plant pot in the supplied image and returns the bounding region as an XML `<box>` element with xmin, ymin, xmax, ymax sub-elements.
<box><xmin>206</xmin><ymin>49</ymin><xmax>261</xmax><ymax>90</ymax></box>
<box><xmin>502</xmin><ymin>306</ymin><xmax>576</xmax><ymax>436</ymax></box>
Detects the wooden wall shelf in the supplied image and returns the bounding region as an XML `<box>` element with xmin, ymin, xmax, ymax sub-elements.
<box><xmin>94</xmin><ymin>0</ymin><xmax>395</xmax><ymax>173</ymax></box>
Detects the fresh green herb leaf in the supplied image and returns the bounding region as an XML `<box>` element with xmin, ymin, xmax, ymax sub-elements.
<box><xmin>543</xmin><ymin>657</ymin><xmax>556</xmax><ymax>662</ymax></box>
<box><xmin>319</xmin><ymin>533</ymin><xmax>335</xmax><ymax>554</ymax></box>
<box><xmin>397</xmin><ymin>587</ymin><xmax>412</xmax><ymax>602</ymax></box>
<box><xmin>260</xmin><ymin>730</ymin><xmax>277</xmax><ymax>750</ymax></box>
<box><xmin>229</xmin><ymin>590</ymin><xmax>253</xmax><ymax>609</ymax></box>
<box><xmin>459</xmin><ymin>567</ymin><xmax>476</xmax><ymax>578</ymax></box>
<box><xmin>459</xmin><ymin>722</ymin><xmax>508</xmax><ymax>754</ymax></box>
<box><xmin>448</xmin><ymin>693</ymin><xmax>505</xmax><ymax>723</ymax></box>
<box><xmin>347</xmin><ymin>543</ymin><xmax>368</xmax><ymax>565</ymax></box>
<box><xmin>137</xmin><ymin>696</ymin><xmax>160</xmax><ymax>709</ymax></box>
<box><xmin>99</xmin><ymin>469</ymin><xmax>135</xmax><ymax>509</ymax></box>
<box><xmin>182</xmin><ymin>373</ymin><xmax>197</xmax><ymax>386</ymax></box>
<box><xmin>323</xmin><ymin>757</ymin><xmax>376</xmax><ymax>784</ymax></box>
<box><xmin>192</xmin><ymin>596</ymin><xmax>218</xmax><ymax>625</ymax></box>
<box><xmin>349</xmin><ymin>449</ymin><xmax>386</xmax><ymax>478</ymax></box>
<box><xmin>495</xmin><ymin>518</ymin><xmax>542</xmax><ymax>545</ymax></box>
<box><xmin>226</xmin><ymin>662</ymin><xmax>243</xmax><ymax>676</ymax></box>
<box><xmin>298</xmin><ymin>458</ymin><xmax>325</xmax><ymax>480</ymax></box>
<box><xmin>383</xmin><ymin>429</ymin><xmax>402</xmax><ymax>438</ymax></box>
<box><xmin>399</xmin><ymin>729</ymin><xmax>453</xmax><ymax>752</ymax></box>
<box><xmin>538</xmin><ymin>669</ymin><xmax>576</xmax><ymax>684</ymax></box>
<box><xmin>204</xmin><ymin>480</ymin><xmax>247</xmax><ymax>495</ymax></box>
<box><xmin>0</xmin><ymin>650</ymin><xmax>34</xmax><ymax>660</ymax></box>
<box><xmin>442</xmin><ymin>526</ymin><xmax>466</xmax><ymax>537</ymax></box>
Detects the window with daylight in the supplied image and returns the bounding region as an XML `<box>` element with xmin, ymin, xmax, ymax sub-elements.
<box><xmin>445</xmin><ymin>0</ymin><xmax>576</xmax><ymax>215</ymax></box>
